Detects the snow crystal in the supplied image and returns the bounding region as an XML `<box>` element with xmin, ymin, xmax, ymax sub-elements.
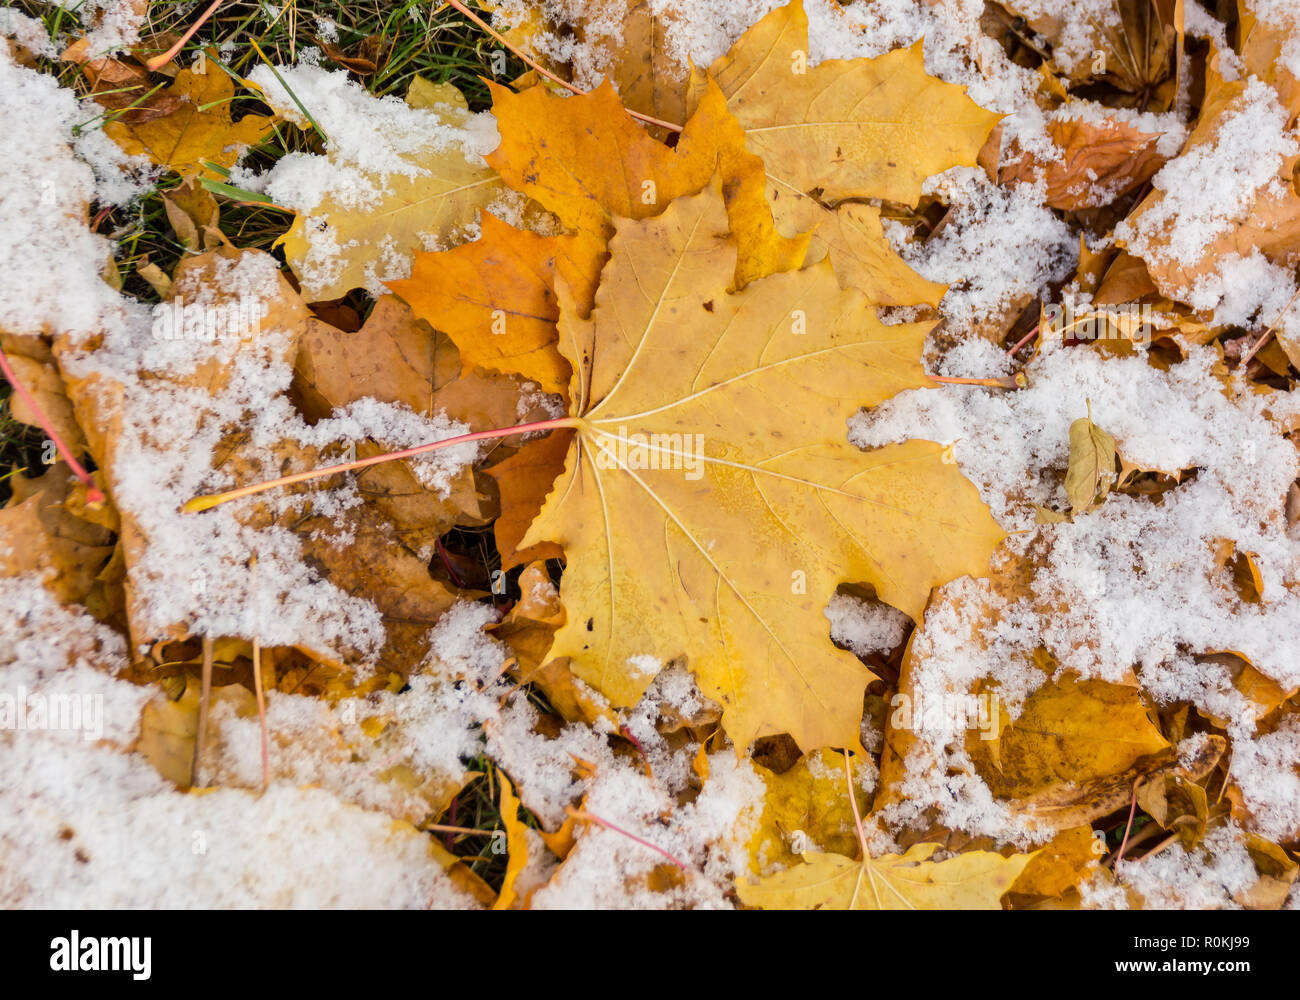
<box><xmin>247</xmin><ymin>62</ymin><xmax>499</xmax><ymax>199</ymax></box>
<box><xmin>1116</xmin><ymin>78</ymin><xmax>1299</xmax><ymax>309</ymax></box>
<box><xmin>825</xmin><ymin>592</ymin><xmax>911</xmax><ymax>656</ymax></box>
<box><xmin>0</xmin><ymin>48</ymin><xmax>128</xmax><ymax>336</ymax></box>
<box><xmin>54</xmin><ymin>0</ymin><xmax>149</xmax><ymax>53</ymax></box>
<box><xmin>0</xmin><ymin>10</ymin><xmax>56</xmax><ymax>58</ymax></box>
<box><xmin>885</xmin><ymin>167</ymin><xmax>1076</xmax><ymax>337</ymax></box>
<box><xmin>0</xmin><ymin>583</ymin><xmax>476</xmax><ymax>908</ymax></box>
<box><xmin>1085</xmin><ymin>823</ymin><xmax>1262</xmax><ymax>910</ymax></box>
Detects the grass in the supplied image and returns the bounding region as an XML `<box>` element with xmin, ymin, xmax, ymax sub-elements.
<box><xmin>7</xmin><ymin>0</ymin><xmax>526</xmax><ymax>302</ymax></box>
<box><xmin>1</xmin><ymin>0</ymin><xmax>540</xmax><ymax>888</ymax></box>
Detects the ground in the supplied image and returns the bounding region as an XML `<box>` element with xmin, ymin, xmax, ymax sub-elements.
<box><xmin>1</xmin><ymin>0</ymin><xmax>1299</xmax><ymax>910</ymax></box>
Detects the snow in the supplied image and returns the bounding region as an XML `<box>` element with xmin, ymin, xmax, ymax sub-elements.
<box><xmin>883</xmin><ymin>167</ymin><xmax>1077</xmax><ymax>338</ymax></box>
<box><xmin>825</xmin><ymin>592</ymin><xmax>911</xmax><ymax>656</ymax></box>
<box><xmin>854</xmin><ymin>340</ymin><xmax>1300</xmax><ymax>695</ymax></box>
<box><xmin>1083</xmin><ymin>823</ymin><xmax>1263</xmax><ymax>909</ymax></box>
<box><xmin>240</xmin><ymin>62</ymin><xmax>501</xmax><ymax>296</ymax></box>
<box><xmin>1116</xmin><ymin>78</ymin><xmax>1300</xmax><ymax>310</ymax></box>
<box><xmin>0</xmin><ymin>48</ymin><xmax>133</xmax><ymax>337</ymax></box>
<box><xmin>54</xmin><ymin>0</ymin><xmax>150</xmax><ymax>53</ymax></box>
<box><xmin>0</xmin><ymin>579</ymin><xmax>479</xmax><ymax>908</ymax></box>
<box><xmin>0</xmin><ymin>10</ymin><xmax>57</xmax><ymax>58</ymax></box>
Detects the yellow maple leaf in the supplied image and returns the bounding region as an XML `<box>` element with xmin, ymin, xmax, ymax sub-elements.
<box><xmin>687</xmin><ymin>0</ymin><xmax>995</xmax><ymax>305</ymax></box>
<box><xmin>105</xmin><ymin>66</ymin><xmax>274</xmax><ymax>178</ymax></box>
<box><xmin>749</xmin><ymin>748</ymin><xmax>872</xmax><ymax>872</ymax></box>
<box><xmin>691</xmin><ymin>0</ymin><xmax>997</xmax><ymax>206</ymax></box>
<box><xmin>737</xmin><ymin>842</ymin><xmax>1035</xmax><ymax>910</ymax></box>
<box><xmin>486</xmin><ymin>77</ymin><xmax>807</xmax><ymax>290</ymax></box>
<box><xmin>520</xmin><ymin>182</ymin><xmax>1003</xmax><ymax>753</ymax></box>
<box><xmin>970</xmin><ymin>673</ymin><xmax>1172</xmax><ymax>800</ymax></box>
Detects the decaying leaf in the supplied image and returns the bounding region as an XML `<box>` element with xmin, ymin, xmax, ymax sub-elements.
<box><xmin>1119</xmin><ymin>52</ymin><xmax>1300</xmax><ymax>309</ymax></box>
<box><xmin>970</xmin><ymin>673</ymin><xmax>1172</xmax><ymax>800</ymax></box>
<box><xmin>749</xmin><ymin>748</ymin><xmax>871</xmax><ymax>873</ymax></box>
<box><xmin>492</xmin><ymin>774</ymin><xmax>531</xmax><ymax>910</ymax></box>
<box><xmin>0</xmin><ymin>464</ymin><xmax>115</xmax><ymax>604</ymax></box>
<box><xmin>0</xmin><ymin>334</ymin><xmax>86</xmax><ymax>455</ymax></box>
<box><xmin>273</xmin><ymin>83</ymin><xmax>503</xmax><ymax>301</ymax></box>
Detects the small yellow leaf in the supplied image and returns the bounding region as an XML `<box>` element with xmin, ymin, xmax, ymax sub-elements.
<box><xmin>493</xmin><ymin>774</ymin><xmax>531</xmax><ymax>910</ymax></box>
<box><xmin>1065</xmin><ymin>411</ymin><xmax>1118</xmax><ymax>515</ymax></box>
<box><xmin>105</xmin><ymin>67</ymin><xmax>274</xmax><ymax>178</ymax></box>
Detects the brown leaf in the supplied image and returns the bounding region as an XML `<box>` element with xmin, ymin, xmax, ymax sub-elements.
<box><xmin>0</xmin><ymin>465</ymin><xmax>115</xmax><ymax>604</ymax></box>
<box><xmin>0</xmin><ymin>334</ymin><xmax>87</xmax><ymax>456</ymax></box>
<box><xmin>1002</xmin><ymin>117</ymin><xmax>1167</xmax><ymax>210</ymax></box>
<box><xmin>161</xmin><ymin>178</ymin><xmax>221</xmax><ymax>252</ymax></box>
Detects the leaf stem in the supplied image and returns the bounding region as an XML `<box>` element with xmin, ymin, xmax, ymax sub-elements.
<box><xmin>843</xmin><ymin>752</ymin><xmax>869</xmax><ymax>861</ymax></box>
<box><xmin>1112</xmin><ymin>777</ymin><xmax>1144</xmax><ymax>867</ymax></box>
<box><xmin>191</xmin><ymin>635</ymin><xmax>215</xmax><ymax>788</ymax></box>
<box><xmin>184</xmin><ymin>415</ymin><xmax>579</xmax><ymax>513</ymax></box>
<box><xmin>1239</xmin><ymin>282</ymin><xmax>1300</xmax><ymax>367</ymax></box>
<box><xmin>0</xmin><ymin>343</ymin><xmax>105</xmax><ymax>504</ymax></box>
<box><xmin>566</xmin><ymin>807</ymin><xmax>690</xmax><ymax>872</ymax></box>
<box><xmin>252</xmin><ymin>636</ymin><xmax>269</xmax><ymax>792</ymax></box>
<box><xmin>930</xmin><ymin>373</ymin><xmax>1028</xmax><ymax>389</ymax></box>
<box><xmin>145</xmin><ymin>0</ymin><xmax>225</xmax><ymax>72</ymax></box>
<box><xmin>1004</xmin><ymin>323</ymin><xmax>1040</xmax><ymax>358</ymax></box>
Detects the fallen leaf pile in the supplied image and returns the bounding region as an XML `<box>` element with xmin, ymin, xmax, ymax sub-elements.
<box><xmin>3</xmin><ymin>0</ymin><xmax>1300</xmax><ymax>911</ymax></box>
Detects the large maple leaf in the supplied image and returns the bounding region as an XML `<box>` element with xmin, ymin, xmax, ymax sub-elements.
<box><xmin>521</xmin><ymin>182</ymin><xmax>1003</xmax><ymax>753</ymax></box>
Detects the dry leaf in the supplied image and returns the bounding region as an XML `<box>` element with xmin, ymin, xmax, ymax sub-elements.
<box><xmin>737</xmin><ymin>842</ymin><xmax>1035</xmax><ymax>910</ymax></box>
<box><xmin>486</xmin><ymin>76</ymin><xmax>807</xmax><ymax>290</ymax></box>
<box><xmin>0</xmin><ymin>334</ymin><xmax>86</xmax><ymax>455</ymax></box>
<box><xmin>276</xmin><ymin>84</ymin><xmax>502</xmax><ymax>301</ymax></box>
<box><xmin>105</xmin><ymin>66</ymin><xmax>274</xmax><ymax>178</ymax></box>
<box><xmin>1001</xmin><ymin>117</ymin><xmax>1167</xmax><ymax>210</ymax></box>
<box><xmin>749</xmin><ymin>748</ymin><xmax>872</xmax><ymax>873</ymax></box>
<box><xmin>686</xmin><ymin>0</ymin><xmax>988</xmax><ymax>304</ymax></box>
<box><xmin>1065</xmin><ymin>411</ymin><xmax>1119</xmax><ymax>515</ymax></box>
<box><xmin>1119</xmin><ymin>54</ymin><xmax>1300</xmax><ymax>308</ymax></box>
<box><xmin>970</xmin><ymin>673</ymin><xmax>1172</xmax><ymax>800</ymax></box>
<box><xmin>0</xmin><ymin>465</ymin><xmax>115</xmax><ymax>603</ymax></box>
<box><xmin>492</xmin><ymin>774</ymin><xmax>531</xmax><ymax>910</ymax></box>
<box><xmin>485</xmin><ymin>429</ymin><xmax>573</xmax><ymax>569</ymax></box>
<box><xmin>520</xmin><ymin>182</ymin><xmax>1003</xmax><ymax>754</ymax></box>
<box><xmin>388</xmin><ymin>213</ymin><xmax>589</xmax><ymax>397</ymax></box>
<box><xmin>691</xmin><ymin>2</ymin><xmax>1000</xmax><ymax>207</ymax></box>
